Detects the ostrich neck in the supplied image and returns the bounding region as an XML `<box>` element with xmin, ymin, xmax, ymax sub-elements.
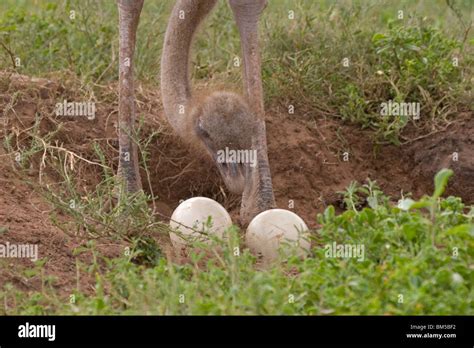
<box><xmin>230</xmin><ymin>0</ymin><xmax>276</xmax><ymax>220</ymax></box>
<box><xmin>161</xmin><ymin>0</ymin><xmax>218</xmax><ymax>136</ymax></box>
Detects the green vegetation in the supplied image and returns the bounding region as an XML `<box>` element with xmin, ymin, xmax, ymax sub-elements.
<box><xmin>1</xmin><ymin>165</ymin><xmax>473</xmax><ymax>315</ymax></box>
<box><xmin>0</xmin><ymin>0</ymin><xmax>472</xmax><ymax>142</ymax></box>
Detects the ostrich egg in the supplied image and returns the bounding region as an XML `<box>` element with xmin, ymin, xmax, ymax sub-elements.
<box><xmin>170</xmin><ymin>197</ymin><xmax>232</xmax><ymax>249</ymax></box>
<box><xmin>246</xmin><ymin>209</ymin><xmax>310</xmax><ymax>263</ymax></box>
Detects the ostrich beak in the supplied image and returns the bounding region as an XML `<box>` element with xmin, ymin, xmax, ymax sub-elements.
<box><xmin>216</xmin><ymin>160</ymin><xmax>239</xmax><ymax>178</ymax></box>
<box><xmin>214</xmin><ymin>156</ymin><xmax>247</xmax><ymax>194</ymax></box>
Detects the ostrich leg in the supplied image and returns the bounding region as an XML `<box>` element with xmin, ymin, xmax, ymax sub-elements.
<box><xmin>117</xmin><ymin>0</ymin><xmax>144</xmax><ymax>193</ymax></box>
<box><xmin>229</xmin><ymin>0</ymin><xmax>276</xmax><ymax>224</ymax></box>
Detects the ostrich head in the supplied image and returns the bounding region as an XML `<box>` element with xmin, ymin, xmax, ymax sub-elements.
<box><xmin>192</xmin><ymin>91</ymin><xmax>258</xmax><ymax>194</ymax></box>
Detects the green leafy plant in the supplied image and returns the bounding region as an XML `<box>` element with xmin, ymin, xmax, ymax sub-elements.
<box><xmin>1</xmin><ymin>170</ymin><xmax>472</xmax><ymax>315</ymax></box>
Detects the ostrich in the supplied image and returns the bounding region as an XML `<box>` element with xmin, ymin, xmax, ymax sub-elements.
<box><xmin>117</xmin><ymin>0</ymin><xmax>275</xmax><ymax>224</ymax></box>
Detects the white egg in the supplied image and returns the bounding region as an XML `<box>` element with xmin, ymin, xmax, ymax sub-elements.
<box><xmin>169</xmin><ymin>197</ymin><xmax>232</xmax><ymax>250</ymax></box>
<box><xmin>246</xmin><ymin>209</ymin><xmax>310</xmax><ymax>264</ymax></box>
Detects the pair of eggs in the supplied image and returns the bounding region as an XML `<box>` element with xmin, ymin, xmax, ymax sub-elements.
<box><xmin>170</xmin><ymin>197</ymin><xmax>310</xmax><ymax>263</ymax></box>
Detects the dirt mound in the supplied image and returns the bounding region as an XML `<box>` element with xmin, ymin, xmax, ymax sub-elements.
<box><xmin>408</xmin><ymin>119</ymin><xmax>474</xmax><ymax>200</ymax></box>
<box><xmin>268</xmin><ymin>108</ymin><xmax>473</xmax><ymax>220</ymax></box>
<box><xmin>0</xmin><ymin>71</ymin><xmax>472</xmax><ymax>296</ymax></box>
